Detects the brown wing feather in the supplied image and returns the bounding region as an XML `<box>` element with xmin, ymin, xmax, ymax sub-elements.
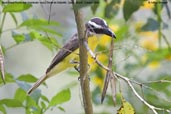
<box><xmin>46</xmin><ymin>33</ymin><xmax>79</xmax><ymax>74</ymax></box>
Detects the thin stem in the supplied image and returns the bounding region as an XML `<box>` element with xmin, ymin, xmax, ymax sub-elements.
<box><xmin>84</xmin><ymin>41</ymin><xmax>110</xmax><ymax>71</ymax></box>
<box><xmin>0</xmin><ymin>13</ymin><xmax>7</xmax><ymax>39</ymax></box>
<box><xmin>162</xmin><ymin>33</ymin><xmax>171</xmax><ymax>51</ymax></box>
<box><xmin>156</xmin><ymin>0</ymin><xmax>162</xmax><ymax>49</ymax></box>
<box><xmin>114</xmin><ymin>72</ymin><xmax>170</xmax><ymax>114</ymax></box>
<box><xmin>101</xmin><ymin>38</ymin><xmax>115</xmax><ymax>103</ymax></box>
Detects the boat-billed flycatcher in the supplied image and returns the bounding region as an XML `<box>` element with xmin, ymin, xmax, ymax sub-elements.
<box><xmin>27</xmin><ymin>17</ymin><xmax>116</xmax><ymax>94</ymax></box>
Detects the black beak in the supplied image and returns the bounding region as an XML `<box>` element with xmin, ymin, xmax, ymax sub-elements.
<box><xmin>103</xmin><ymin>28</ymin><xmax>116</xmax><ymax>39</ymax></box>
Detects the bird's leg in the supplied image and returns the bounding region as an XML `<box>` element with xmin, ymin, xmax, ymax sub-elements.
<box><xmin>72</xmin><ymin>62</ymin><xmax>90</xmax><ymax>81</ymax></box>
<box><xmin>70</xmin><ymin>59</ymin><xmax>81</xmax><ymax>80</ymax></box>
<box><xmin>74</xmin><ymin>64</ymin><xmax>80</xmax><ymax>73</ymax></box>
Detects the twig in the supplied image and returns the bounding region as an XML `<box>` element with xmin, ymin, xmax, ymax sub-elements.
<box><xmin>130</xmin><ymin>79</ymin><xmax>171</xmax><ymax>104</ymax></box>
<box><xmin>39</xmin><ymin>0</ymin><xmax>49</xmax><ymax>16</ymax></box>
<box><xmin>48</xmin><ymin>0</ymin><xmax>53</xmax><ymax>24</ymax></box>
<box><xmin>0</xmin><ymin>13</ymin><xmax>7</xmax><ymax>37</ymax></box>
<box><xmin>165</xmin><ymin>2</ymin><xmax>171</xmax><ymax>19</ymax></box>
<box><xmin>114</xmin><ymin>72</ymin><xmax>171</xmax><ymax>114</ymax></box>
<box><xmin>142</xmin><ymin>80</ymin><xmax>171</xmax><ymax>84</ymax></box>
<box><xmin>83</xmin><ymin>41</ymin><xmax>110</xmax><ymax>71</ymax></box>
<box><xmin>162</xmin><ymin>33</ymin><xmax>171</xmax><ymax>51</ymax></box>
<box><xmin>101</xmin><ymin>37</ymin><xmax>116</xmax><ymax>104</ymax></box>
<box><xmin>0</xmin><ymin>46</ymin><xmax>5</xmax><ymax>84</ymax></box>
<box><xmin>85</xmin><ymin>43</ymin><xmax>171</xmax><ymax>114</ymax></box>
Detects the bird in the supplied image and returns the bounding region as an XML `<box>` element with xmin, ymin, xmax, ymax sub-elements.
<box><xmin>27</xmin><ymin>17</ymin><xmax>116</xmax><ymax>94</ymax></box>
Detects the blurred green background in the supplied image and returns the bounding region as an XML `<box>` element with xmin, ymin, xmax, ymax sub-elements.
<box><xmin>0</xmin><ymin>0</ymin><xmax>171</xmax><ymax>114</ymax></box>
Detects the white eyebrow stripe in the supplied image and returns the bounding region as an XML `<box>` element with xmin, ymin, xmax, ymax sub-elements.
<box><xmin>88</xmin><ymin>21</ymin><xmax>103</xmax><ymax>29</ymax></box>
<box><xmin>90</xmin><ymin>17</ymin><xmax>108</xmax><ymax>26</ymax></box>
<box><xmin>101</xmin><ymin>18</ymin><xmax>107</xmax><ymax>26</ymax></box>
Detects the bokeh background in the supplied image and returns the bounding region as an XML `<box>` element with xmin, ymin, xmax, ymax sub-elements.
<box><xmin>0</xmin><ymin>0</ymin><xmax>171</xmax><ymax>114</ymax></box>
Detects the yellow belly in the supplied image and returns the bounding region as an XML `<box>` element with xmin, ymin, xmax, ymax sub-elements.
<box><xmin>46</xmin><ymin>49</ymin><xmax>79</xmax><ymax>77</ymax></box>
<box><xmin>47</xmin><ymin>35</ymin><xmax>111</xmax><ymax>77</ymax></box>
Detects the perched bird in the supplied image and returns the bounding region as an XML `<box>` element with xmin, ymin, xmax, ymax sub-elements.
<box><xmin>27</xmin><ymin>17</ymin><xmax>116</xmax><ymax>94</ymax></box>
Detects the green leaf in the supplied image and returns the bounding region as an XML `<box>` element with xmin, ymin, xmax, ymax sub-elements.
<box><xmin>117</xmin><ymin>97</ymin><xmax>135</xmax><ymax>114</ymax></box>
<box><xmin>49</xmin><ymin>89</ymin><xmax>71</xmax><ymax>107</ymax></box>
<box><xmin>3</xmin><ymin>4</ymin><xmax>32</xmax><ymax>12</ymax></box>
<box><xmin>40</xmin><ymin>101</ymin><xmax>46</xmax><ymax>109</ymax></box>
<box><xmin>29</xmin><ymin>31</ymin><xmax>42</xmax><ymax>39</ymax></box>
<box><xmin>0</xmin><ymin>73</ymin><xmax>14</xmax><ymax>84</ymax></box>
<box><xmin>26</xmin><ymin>96</ymin><xmax>41</xmax><ymax>114</ymax></box>
<box><xmin>0</xmin><ymin>105</ymin><xmax>6</xmax><ymax>114</ymax></box>
<box><xmin>0</xmin><ymin>99</ymin><xmax>23</xmax><ymax>107</ymax></box>
<box><xmin>16</xmin><ymin>80</ymin><xmax>42</xmax><ymax>103</ymax></box>
<box><xmin>12</xmin><ymin>31</ymin><xmax>34</xmax><ymax>44</ymax></box>
<box><xmin>26</xmin><ymin>96</ymin><xmax>38</xmax><ymax>107</ymax></box>
<box><xmin>12</xmin><ymin>34</ymin><xmax>25</xmax><ymax>44</ymax></box>
<box><xmin>31</xmin><ymin>26</ymin><xmax>62</xmax><ymax>36</ymax></box>
<box><xmin>38</xmin><ymin>37</ymin><xmax>58</xmax><ymax>51</ymax></box>
<box><xmin>29</xmin><ymin>89</ymin><xmax>42</xmax><ymax>103</ymax></box>
<box><xmin>17</xmin><ymin>74</ymin><xmax>38</xmax><ymax>83</ymax></box>
<box><xmin>104</xmin><ymin>0</ymin><xmax>120</xmax><ymax>19</ymax></box>
<box><xmin>5</xmin><ymin>73</ymin><xmax>15</xmax><ymax>83</ymax></box>
<box><xmin>0</xmin><ymin>46</ymin><xmax>6</xmax><ymax>55</ymax></box>
<box><xmin>14</xmin><ymin>88</ymin><xmax>27</xmax><ymax>103</ymax></box>
<box><xmin>30</xmin><ymin>31</ymin><xmax>60</xmax><ymax>49</ymax></box>
<box><xmin>123</xmin><ymin>0</ymin><xmax>143</xmax><ymax>21</ymax></box>
<box><xmin>19</xmin><ymin>19</ymin><xmax>61</xmax><ymax>37</ymax></box>
<box><xmin>58</xmin><ymin>106</ymin><xmax>65</xmax><ymax>112</ymax></box>
<box><xmin>19</xmin><ymin>19</ymin><xmax>59</xmax><ymax>27</ymax></box>
<box><xmin>41</xmin><ymin>95</ymin><xmax>49</xmax><ymax>103</ymax></box>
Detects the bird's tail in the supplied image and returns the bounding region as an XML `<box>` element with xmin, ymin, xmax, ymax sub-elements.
<box><xmin>27</xmin><ymin>74</ymin><xmax>48</xmax><ymax>95</ymax></box>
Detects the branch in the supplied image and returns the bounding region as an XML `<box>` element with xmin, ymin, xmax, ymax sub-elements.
<box><xmin>83</xmin><ymin>41</ymin><xmax>110</xmax><ymax>71</ymax></box>
<box><xmin>72</xmin><ymin>3</ymin><xmax>93</xmax><ymax>114</ymax></box>
<box><xmin>114</xmin><ymin>72</ymin><xmax>171</xmax><ymax>114</ymax></box>
<box><xmin>142</xmin><ymin>80</ymin><xmax>171</xmax><ymax>84</ymax></box>
<box><xmin>101</xmin><ymin>38</ymin><xmax>116</xmax><ymax>104</ymax></box>
<box><xmin>85</xmin><ymin>42</ymin><xmax>170</xmax><ymax>114</ymax></box>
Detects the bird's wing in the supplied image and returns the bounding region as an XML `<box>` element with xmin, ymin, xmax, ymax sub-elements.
<box><xmin>46</xmin><ymin>33</ymin><xmax>79</xmax><ymax>74</ymax></box>
<box><xmin>27</xmin><ymin>33</ymin><xmax>79</xmax><ymax>95</ymax></box>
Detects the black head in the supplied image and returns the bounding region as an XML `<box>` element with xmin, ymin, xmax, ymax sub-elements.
<box><xmin>85</xmin><ymin>17</ymin><xmax>116</xmax><ymax>38</ymax></box>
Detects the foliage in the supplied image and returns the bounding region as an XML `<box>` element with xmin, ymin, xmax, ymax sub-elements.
<box><xmin>117</xmin><ymin>96</ymin><xmax>135</xmax><ymax>114</ymax></box>
<box><xmin>87</xmin><ymin>0</ymin><xmax>171</xmax><ymax>114</ymax></box>
<box><xmin>3</xmin><ymin>4</ymin><xmax>32</xmax><ymax>12</ymax></box>
<box><xmin>0</xmin><ymin>0</ymin><xmax>171</xmax><ymax>114</ymax></box>
<box><xmin>0</xmin><ymin>3</ymin><xmax>69</xmax><ymax>114</ymax></box>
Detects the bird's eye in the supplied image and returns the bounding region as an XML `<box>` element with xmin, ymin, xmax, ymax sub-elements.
<box><xmin>90</xmin><ymin>24</ymin><xmax>95</xmax><ymax>29</ymax></box>
<box><xmin>86</xmin><ymin>23</ymin><xmax>95</xmax><ymax>29</ymax></box>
